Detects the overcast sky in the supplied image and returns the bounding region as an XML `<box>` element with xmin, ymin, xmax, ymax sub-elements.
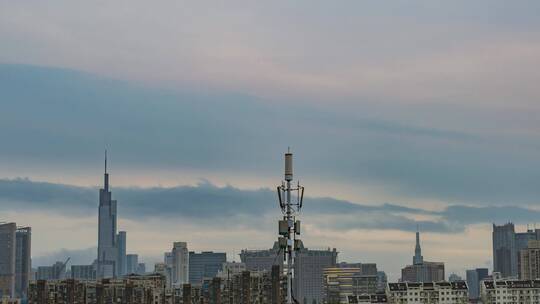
<box><xmin>0</xmin><ymin>1</ymin><xmax>539</xmax><ymax>281</ymax></box>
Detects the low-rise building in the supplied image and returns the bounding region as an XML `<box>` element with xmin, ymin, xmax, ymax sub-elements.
<box><xmin>480</xmin><ymin>279</ymin><xmax>540</xmax><ymax>304</ymax></box>
<box><xmin>386</xmin><ymin>281</ymin><xmax>468</xmax><ymax>304</ymax></box>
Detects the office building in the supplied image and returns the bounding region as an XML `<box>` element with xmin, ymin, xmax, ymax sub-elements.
<box><xmin>241</xmin><ymin>242</ymin><xmax>337</xmax><ymax>303</ymax></box>
<box><xmin>480</xmin><ymin>279</ymin><xmax>540</xmax><ymax>304</ymax></box>
<box><xmin>493</xmin><ymin>223</ymin><xmax>517</xmax><ymax>278</ymax></box>
<box><xmin>116</xmin><ymin>231</ymin><xmax>127</xmax><ymax>276</ymax></box>
<box><xmin>0</xmin><ymin>223</ymin><xmax>16</xmax><ymax>298</ymax></box>
<box><xmin>126</xmin><ymin>254</ymin><xmax>138</xmax><ymax>274</ymax></box>
<box><xmin>189</xmin><ymin>251</ymin><xmax>227</xmax><ymax>285</ymax></box>
<box><xmin>71</xmin><ymin>265</ymin><xmax>96</xmax><ymax>280</ymax></box>
<box><xmin>97</xmin><ymin>153</ymin><xmax>118</xmax><ymax>278</ymax></box>
<box><xmin>466</xmin><ymin>268</ymin><xmax>488</xmax><ymax>300</ymax></box>
<box><xmin>376</xmin><ymin>271</ymin><xmax>387</xmax><ymax>292</ymax></box>
<box><xmin>401</xmin><ymin>231</ymin><xmax>445</xmax><ymax>282</ymax></box>
<box><xmin>172</xmin><ymin>242</ymin><xmax>189</xmax><ymax>286</ymax></box>
<box><xmin>387</xmin><ymin>281</ymin><xmax>468</xmax><ymax>304</ymax></box>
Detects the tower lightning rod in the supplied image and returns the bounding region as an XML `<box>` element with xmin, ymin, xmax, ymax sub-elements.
<box><xmin>277</xmin><ymin>149</ymin><xmax>304</xmax><ymax>304</ymax></box>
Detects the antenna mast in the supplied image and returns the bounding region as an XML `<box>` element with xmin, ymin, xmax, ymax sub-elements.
<box><xmin>276</xmin><ymin>150</ymin><xmax>304</xmax><ymax>304</ymax></box>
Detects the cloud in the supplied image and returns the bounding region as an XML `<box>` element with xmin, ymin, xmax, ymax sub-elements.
<box><xmin>0</xmin><ymin>64</ymin><xmax>539</xmax><ymax>205</ymax></box>
<box><xmin>1</xmin><ymin>178</ymin><xmax>539</xmax><ymax>236</ymax></box>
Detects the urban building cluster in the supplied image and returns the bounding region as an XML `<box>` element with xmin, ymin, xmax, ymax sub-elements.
<box><xmin>4</xmin><ymin>156</ymin><xmax>540</xmax><ymax>304</ymax></box>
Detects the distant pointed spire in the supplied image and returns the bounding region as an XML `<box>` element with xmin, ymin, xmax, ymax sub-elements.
<box><xmin>413</xmin><ymin>226</ymin><xmax>423</xmax><ymax>265</ymax></box>
<box><xmin>104</xmin><ymin>150</ymin><xmax>109</xmax><ymax>191</ymax></box>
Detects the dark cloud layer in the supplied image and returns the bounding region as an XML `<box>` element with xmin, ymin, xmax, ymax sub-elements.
<box><xmin>1</xmin><ymin>64</ymin><xmax>539</xmax><ymax>205</ymax></box>
<box><xmin>1</xmin><ymin>178</ymin><xmax>538</xmax><ymax>235</ymax></box>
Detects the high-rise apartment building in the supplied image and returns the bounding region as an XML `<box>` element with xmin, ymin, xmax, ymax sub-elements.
<box><xmin>0</xmin><ymin>223</ymin><xmax>16</xmax><ymax>298</ymax></box>
<box><xmin>466</xmin><ymin>268</ymin><xmax>488</xmax><ymax>300</ymax></box>
<box><xmin>97</xmin><ymin>153</ymin><xmax>118</xmax><ymax>278</ymax></box>
<box><xmin>172</xmin><ymin>242</ymin><xmax>189</xmax><ymax>286</ymax></box>
<box><xmin>15</xmin><ymin>227</ymin><xmax>31</xmax><ymax>299</ymax></box>
<box><xmin>519</xmin><ymin>240</ymin><xmax>540</xmax><ymax>280</ymax></box>
<box><xmin>188</xmin><ymin>251</ymin><xmax>226</xmax><ymax>285</ymax></box>
<box><xmin>401</xmin><ymin>231</ymin><xmax>445</xmax><ymax>282</ymax></box>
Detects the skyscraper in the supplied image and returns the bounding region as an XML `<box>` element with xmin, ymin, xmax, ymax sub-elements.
<box><xmin>0</xmin><ymin>223</ymin><xmax>16</xmax><ymax>298</ymax></box>
<box><xmin>15</xmin><ymin>227</ymin><xmax>31</xmax><ymax>299</ymax></box>
<box><xmin>97</xmin><ymin>151</ymin><xmax>118</xmax><ymax>278</ymax></box>
<box><xmin>466</xmin><ymin>268</ymin><xmax>489</xmax><ymax>300</ymax></box>
<box><xmin>413</xmin><ymin>230</ymin><xmax>423</xmax><ymax>265</ymax></box>
<box><xmin>126</xmin><ymin>254</ymin><xmax>139</xmax><ymax>274</ymax></box>
<box><xmin>492</xmin><ymin>223</ymin><xmax>517</xmax><ymax>278</ymax></box>
<box><xmin>172</xmin><ymin>242</ymin><xmax>189</xmax><ymax>286</ymax></box>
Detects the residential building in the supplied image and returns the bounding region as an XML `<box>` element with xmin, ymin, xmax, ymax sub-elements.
<box><xmin>0</xmin><ymin>223</ymin><xmax>16</xmax><ymax>298</ymax></box>
<box><xmin>172</xmin><ymin>242</ymin><xmax>189</xmax><ymax>286</ymax></box>
<box><xmin>323</xmin><ymin>265</ymin><xmax>379</xmax><ymax>304</ymax></box>
<box><xmin>154</xmin><ymin>262</ymin><xmax>173</xmax><ymax>288</ymax></box>
<box><xmin>189</xmin><ymin>251</ymin><xmax>226</xmax><ymax>285</ymax></box>
<box><xmin>466</xmin><ymin>268</ymin><xmax>488</xmax><ymax>300</ymax></box>
<box><xmin>387</xmin><ymin>281</ymin><xmax>468</xmax><ymax>304</ymax></box>
<box><xmin>519</xmin><ymin>240</ymin><xmax>540</xmax><ymax>280</ymax></box>
<box><xmin>217</xmin><ymin>262</ymin><xmax>247</xmax><ymax>280</ymax></box>
<box><xmin>480</xmin><ymin>279</ymin><xmax>540</xmax><ymax>304</ymax></box>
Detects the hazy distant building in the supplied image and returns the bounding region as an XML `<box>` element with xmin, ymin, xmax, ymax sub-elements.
<box><xmin>0</xmin><ymin>223</ymin><xmax>17</xmax><ymax>298</ymax></box>
<box><xmin>240</xmin><ymin>242</ymin><xmax>337</xmax><ymax>303</ymax></box>
<box><xmin>401</xmin><ymin>231</ymin><xmax>445</xmax><ymax>282</ymax></box>
<box><xmin>126</xmin><ymin>254</ymin><xmax>138</xmax><ymax>274</ymax></box>
<box><xmin>15</xmin><ymin>227</ymin><xmax>31</xmax><ymax>299</ymax></box>
<box><xmin>137</xmin><ymin>263</ymin><xmax>146</xmax><ymax>275</ymax></box>
<box><xmin>71</xmin><ymin>265</ymin><xmax>96</xmax><ymax>280</ymax></box>
<box><xmin>448</xmin><ymin>273</ymin><xmax>463</xmax><ymax>282</ymax></box>
<box><xmin>36</xmin><ymin>262</ymin><xmax>67</xmax><ymax>280</ymax></box>
<box><xmin>172</xmin><ymin>242</ymin><xmax>189</xmax><ymax>286</ymax></box>
<box><xmin>466</xmin><ymin>268</ymin><xmax>489</xmax><ymax>300</ymax></box>
<box><xmin>216</xmin><ymin>262</ymin><xmax>247</xmax><ymax>279</ymax></box>
<box><xmin>154</xmin><ymin>262</ymin><xmax>173</xmax><ymax>288</ymax></box>
<box><xmin>377</xmin><ymin>271</ymin><xmax>387</xmax><ymax>292</ymax></box>
<box><xmin>116</xmin><ymin>231</ymin><xmax>127</xmax><ymax>276</ymax></box>
<box><xmin>188</xmin><ymin>251</ymin><xmax>226</xmax><ymax>285</ymax></box>
<box><xmin>97</xmin><ymin>153</ymin><xmax>118</xmax><ymax>278</ymax></box>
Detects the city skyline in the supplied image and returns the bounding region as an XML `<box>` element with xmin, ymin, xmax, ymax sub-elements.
<box><xmin>1</xmin><ymin>0</ymin><xmax>540</xmax><ymax>285</ymax></box>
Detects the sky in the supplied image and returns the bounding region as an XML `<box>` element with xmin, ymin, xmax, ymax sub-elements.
<box><xmin>0</xmin><ymin>1</ymin><xmax>539</xmax><ymax>281</ymax></box>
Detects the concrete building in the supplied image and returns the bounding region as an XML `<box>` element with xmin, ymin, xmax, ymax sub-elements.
<box><xmin>387</xmin><ymin>281</ymin><xmax>468</xmax><ymax>304</ymax></box>
<box><xmin>154</xmin><ymin>262</ymin><xmax>173</xmax><ymax>288</ymax></box>
<box><xmin>493</xmin><ymin>223</ymin><xmax>517</xmax><ymax>279</ymax></box>
<box><xmin>480</xmin><ymin>279</ymin><xmax>540</xmax><ymax>304</ymax></box>
<box><xmin>376</xmin><ymin>272</ymin><xmax>387</xmax><ymax>293</ymax></box>
<box><xmin>97</xmin><ymin>154</ymin><xmax>118</xmax><ymax>279</ymax></box>
<box><xmin>14</xmin><ymin>227</ymin><xmax>31</xmax><ymax>299</ymax></box>
<box><xmin>519</xmin><ymin>240</ymin><xmax>540</xmax><ymax>280</ymax></box>
<box><xmin>116</xmin><ymin>231</ymin><xmax>127</xmax><ymax>277</ymax></box>
<box><xmin>466</xmin><ymin>268</ymin><xmax>488</xmax><ymax>300</ymax></box>
<box><xmin>172</xmin><ymin>242</ymin><xmax>189</xmax><ymax>286</ymax></box>
<box><xmin>0</xmin><ymin>223</ymin><xmax>16</xmax><ymax>299</ymax></box>
<box><xmin>217</xmin><ymin>262</ymin><xmax>247</xmax><ymax>280</ymax></box>
<box><xmin>323</xmin><ymin>265</ymin><xmax>379</xmax><ymax>304</ymax></box>
<box><xmin>401</xmin><ymin>231</ymin><xmax>445</xmax><ymax>283</ymax></box>
<box><xmin>188</xmin><ymin>251</ymin><xmax>226</xmax><ymax>285</ymax></box>
<box><xmin>71</xmin><ymin>265</ymin><xmax>96</xmax><ymax>280</ymax></box>
<box><xmin>28</xmin><ymin>273</ymin><xmax>167</xmax><ymax>304</ymax></box>
<box><xmin>241</xmin><ymin>242</ymin><xmax>337</xmax><ymax>303</ymax></box>
<box><xmin>137</xmin><ymin>263</ymin><xmax>146</xmax><ymax>275</ymax></box>
<box><xmin>126</xmin><ymin>254</ymin><xmax>138</xmax><ymax>274</ymax></box>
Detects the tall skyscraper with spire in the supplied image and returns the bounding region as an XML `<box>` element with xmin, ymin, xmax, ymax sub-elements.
<box><xmin>97</xmin><ymin>151</ymin><xmax>118</xmax><ymax>278</ymax></box>
<box><xmin>413</xmin><ymin>229</ymin><xmax>423</xmax><ymax>265</ymax></box>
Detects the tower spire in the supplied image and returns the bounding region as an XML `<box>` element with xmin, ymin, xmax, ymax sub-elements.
<box><xmin>104</xmin><ymin>150</ymin><xmax>109</xmax><ymax>191</ymax></box>
<box><xmin>413</xmin><ymin>226</ymin><xmax>423</xmax><ymax>265</ymax></box>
